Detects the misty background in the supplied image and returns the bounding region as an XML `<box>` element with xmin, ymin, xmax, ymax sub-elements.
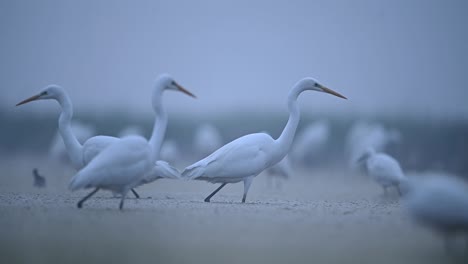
<box><xmin>1</xmin><ymin>0</ymin><xmax>467</xmax><ymax>175</ymax></box>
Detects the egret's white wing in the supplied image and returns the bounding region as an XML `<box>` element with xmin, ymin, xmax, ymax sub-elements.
<box><xmin>70</xmin><ymin>136</ymin><xmax>150</xmax><ymax>191</ymax></box>
<box><xmin>82</xmin><ymin>135</ymin><xmax>119</xmax><ymax>165</ymax></box>
<box><xmin>183</xmin><ymin>133</ymin><xmax>274</xmax><ymax>180</ymax></box>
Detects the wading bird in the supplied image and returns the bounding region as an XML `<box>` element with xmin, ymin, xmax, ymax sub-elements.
<box><xmin>182</xmin><ymin>77</ymin><xmax>346</xmax><ymax>203</ymax></box>
<box><xmin>358</xmin><ymin>148</ymin><xmax>405</xmax><ymax>196</ymax></box>
<box><xmin>17</xmin><ymin>74</ymin><xmax>195</xmax><ymax>203</ymax></box>
<box><xmin>69</xmin><ymin>135</ymin><xmax>153</xmax><ymax>210</ymax></box>
<box><xmin>402</xmin><ymin>176</ymin><xmax>468</xmax><ymax>252</ymax></box>
<box><xmin>67</xmin><ymin>74</ymin><xmax>195</xmax><ymax>209</ymax></box>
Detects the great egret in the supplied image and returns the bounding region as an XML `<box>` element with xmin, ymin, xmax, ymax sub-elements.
<box><xmin>16</xmin><ymin>74</ymin><xmax>195</xmax><ymax>202</ymax></box>
<box><xmin>358</xmin><ymin>148</ymin><xmax>405</xmax><ymax>196</ymax></box>
<box><xmin>69</xmin><ymin>136</ymin><xmax>153</xmax><ymax>210</ymax></box>
<box><xmin>402</xmin><ymin>175</ymin><xmax>468</xmax><ymax>251</ymax></box>
<box><xmin>67</xmin><ymin>74</ymin><xmax>195</xmax><ymax>209</ymax></box>
<box><xmin>290</xmin><ymin>120</ymin><xmax>330</xmax><ymax>166</ymax></box>
<box><xmin>182</xmin><ymin>77</ymin><xmax>346</xmax><ymax>203</ymax></box>
<box><xmin>193</xmin><ymin>123</ymin><xmax>223</xmax><ymax>159</ymax></box>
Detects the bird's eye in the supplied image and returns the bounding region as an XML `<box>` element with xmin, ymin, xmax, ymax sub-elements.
<box><xmin>171</xmin><ymin>81</ymin><xmax>176</xmax><ymax>86</ymax></box>
<box><xmin>41</xmin><ymin>91</ymin><xmax>48</xmax><ymax>96</ymax></box>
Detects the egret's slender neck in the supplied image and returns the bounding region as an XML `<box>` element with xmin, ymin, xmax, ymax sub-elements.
<box><xmin>148</xmin><ymin>88</ymin><xmax>167</xmax><ymax>162</ymax></box>
<box><xmin>275</xmin><ymin>84</ymin><xmax>303</xmax><ymax>155</ymax></box>
<box><xmin>57</xmin><ymin>92</ymin><xmax>83</xmax><ymax>169</ymax></box>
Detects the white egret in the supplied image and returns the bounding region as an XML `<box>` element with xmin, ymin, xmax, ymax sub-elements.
<box><xmin>182</xmin><ymin>77</ymin><xmax>346</xmax><ymax>203</ymax></box>
<box><xmin>16</xmin><ymin>74</ymin><xmax>195</xmax><ymax>202</ymax></box>
<box><xmin>67</xmin><ymin>74</ymin><xmax>195</xmax><ymax>209</ymax></box>
<box><xmin>291</xmin><ymin>120</ymin><xmax>330</xmax><ymax>166</ymax></box>
<box><xmin>402</xmin><ymin>175</ymin><xmax>468</xmax><ymax>251</ymax></box>
<box><xmin>357</xmin><ymin>148</ymin><xmax>405</xmax><ymax>196</ymax></box>
<box><xmin>193</xmin><ymin>123</ymin><xmax>223</xmax><ymax>159</ymax></box>
<box><xmin>69</xmin><ymin>135</ymin><xmax>153</xmax><ymax>210</ymax></box>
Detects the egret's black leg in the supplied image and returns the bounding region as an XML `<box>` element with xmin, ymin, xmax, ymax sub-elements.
<box><xmin>77</xmin><ymin>188</ymin><xmax>100</xmax><ymax>209</ymax></box>
<box><xmin>131</xmin><ymin>189</ymin><xmax>140</xmax><ymax>199</ymax></box>
<box><xmin>242</xmin><ymin>177</ymin><xmax>254</xmax><ymax>203</ymax></box>
<box><xmin>204</xmin><ymin>183</ymin><xmax>227</xmax><ymax>202</ymax></box>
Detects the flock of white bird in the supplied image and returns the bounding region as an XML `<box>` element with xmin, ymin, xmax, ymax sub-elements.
<box><xmin>16</xmin><ymin>74</ymin><xmax>468</xmax><ymax>251</ymax></box>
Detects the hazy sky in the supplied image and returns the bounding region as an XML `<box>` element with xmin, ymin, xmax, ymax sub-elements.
<box><xmin>1</xmin><ymin>0</ymin><xmax>467</xmax><ymax>117</ymax></box>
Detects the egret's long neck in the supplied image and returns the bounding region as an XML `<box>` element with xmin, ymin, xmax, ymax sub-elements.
<box><xmin>148</xmin><ymin>89</ymin><xmax>167</xmax><ymax>162</ymax></box>
<box><xmin>57</xmin><ymin>93</ymin><xmax>83</xmax><ymax>169</ymax></box>
<box><xmin>275</xmin><ymin>85</ymin><xmax>303</xmax><ymax>155</ymax></box>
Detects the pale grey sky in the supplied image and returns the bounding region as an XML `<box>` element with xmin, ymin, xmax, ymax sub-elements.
<box><xmin>1</xmin><ymin>0</ymin><xmax>467</xmax><ymax>117</ymax></box>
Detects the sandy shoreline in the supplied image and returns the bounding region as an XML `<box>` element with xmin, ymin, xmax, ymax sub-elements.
<box><xmin>0</xmin><ymin>156</ymin><xmax>467</xmax><ymax>264</ymax></box>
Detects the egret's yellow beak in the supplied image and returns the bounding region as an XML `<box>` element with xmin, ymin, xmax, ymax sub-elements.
<box><xmin>175</xmin><ymin>83</ymin><xmax>196</xmax><ymax>98</ymax></box>
<box><xmin>16</xmin><ymin>94</ymin><xmax>41</xmax><ymax>106</ymax></box>
<box><xmin>318</xmin><ymin>84</ymin><xmax>347</xmax><ymax>99</ymax></box>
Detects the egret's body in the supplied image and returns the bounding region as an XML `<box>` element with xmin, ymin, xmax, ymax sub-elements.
<box><xmin>69</xmin><ymin>136</ymin><xmax>152</xmax><ymax>209</ymax></box>
<box><xmin>193</xmin><ymin>123</ymin><xmax>223</xmax><ymax>159</ymax></box>
<box><xmin>17</xmin><ymin>74</ymin><xmax>195</xmax><ymax>207</ymax></box>
<box><xmin>291</xmin><ymin>120</ymin><xmax>330</xmax><ymax>166</ymax></box>
<box><xmin>182</xmin><ymin>78</ymin><xmax>346</xmax><ymax>202</ymax></box>
<box><xmin>359</xmin><ymin>148</ymin><xmax>405</xmax><ymax>195</ymax></box>
<box><xmin>403</xmin><ymin>176</ymin><xmax>468</xmax><ymax>251</ymax></box>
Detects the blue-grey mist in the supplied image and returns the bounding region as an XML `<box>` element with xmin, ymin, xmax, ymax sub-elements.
<box><xmin>0</xmin><ymin>0</ymin><xmax>467</xmax><ymax>175</ymax></box>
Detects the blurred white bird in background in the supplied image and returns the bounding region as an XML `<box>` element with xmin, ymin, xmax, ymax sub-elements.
<box><xmin>264</xmin><ymin>154</ymin><xmax>293</xmax><ymax>189</ymax></box>
<box><xmin>402</xmin><ymin>175</ymin><xmax>468</xmax><ymax>252</ymax></box>
<box><xmin>17</xmin><ymin>74</ymin><xmax>195</xmax><ymax>204</ymax></box>
<box><xmin>346</xmin><ymin>121</ymin><xmax>401</xmax><ymax>171</ymax></box>
<box><xmin>67</xmin><ymin>74</ymin><xmax>196</xmax><ymax>209</ymax></box>
<box><xmin>48</xmin><ymin>121</ymin><xmax>96</xmax><ymax>165</ymax></box>
<box><xmin>290</xmin><ymin>120</ymin><xmax>330</xmax><ymax>167</ymax></box>
<box><xmin>182</xmin><ymin>77</ymin><xmax>346</xmax><ymax>203</ymax></box>
<box><xmin>160</xmin><ymin>140</ymin><xmax>181</xmax><ymax>165</ymax></box>
<box><xmin>117</xmin><ymin>125</ymin><xmax>145</xmax><ymax>138</ymax></box>
<box><xmin>193</xmin><ymin>123</ymin><xmax>223</xmax><ymax>159</ymax></box>
<box><xmin>357</xmin><ymin>148</ymin><xmax>405</xmax><ymax>196</ymax></box>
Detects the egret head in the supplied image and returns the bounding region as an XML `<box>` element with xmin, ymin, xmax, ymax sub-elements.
<box><xmin>16</xmin><ymin>85</ymin><xmax>64</xmax><ymax>106</ymax></box>
<box><xmin>154</xmin><ymin>73</ymin><xmax>196</xmax><ymax>98</ymax></box>
<box><xmin>296</xmin><ymin>78</ymin><xmax>347</xmax><ymax>99</ymax></box>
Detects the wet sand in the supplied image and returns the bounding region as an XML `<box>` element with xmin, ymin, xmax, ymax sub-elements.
<box><xmin>0</xmin><ymin>155</ymin><xmax>466</xmax><ymax>264</ymax></box>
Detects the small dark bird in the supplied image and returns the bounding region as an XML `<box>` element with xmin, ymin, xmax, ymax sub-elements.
<box><xmin>32</xmin><ymin>168</ymin><xmax>46</xmax><ymax>188</ymax></box>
